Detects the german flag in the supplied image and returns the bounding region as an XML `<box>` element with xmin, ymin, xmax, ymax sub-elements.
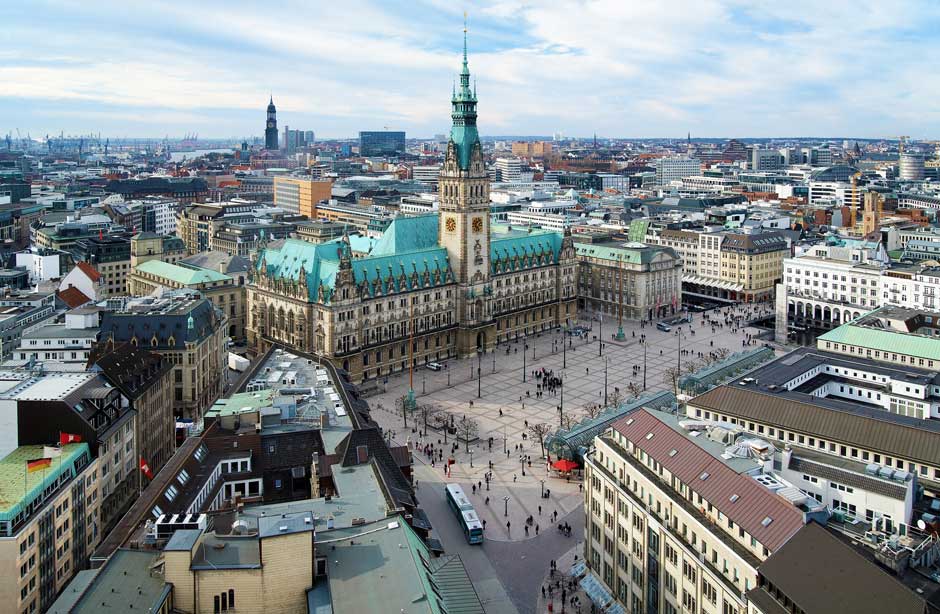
<box><xmin>26</xmin><ymin>458</ymin><xmax>51</xmax><ymax>473</ymax></box>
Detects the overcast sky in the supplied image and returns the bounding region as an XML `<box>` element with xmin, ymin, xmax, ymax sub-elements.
<box><xmin>3</xmin><ymin>0</ymin><xmax>939</xmax><ymax>140</ymax></box>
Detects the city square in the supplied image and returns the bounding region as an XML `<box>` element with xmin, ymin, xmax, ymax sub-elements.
<box><xmin>370</xmin><ymin>302</ymin><xmax>775</xmax><ymax>614</ymax></box>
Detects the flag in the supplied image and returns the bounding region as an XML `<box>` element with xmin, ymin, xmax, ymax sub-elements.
<box><xmin>140</xmin><ymin>457</ymin><xmax>153</xmax><ymax>479</ymax></box>
<box><xmin>60</xmin><ymin>432</ymin><xmax>82</xmax><ymax>445</ymax></box>
<box><xmin>27</xmin><ymin>458</ymin><xmax>52</xmax><ymax>473</ymax></box>
<box><xmin>43</xmin><ymin>446</ymin><xmax>62</xmax><ymax>459</ymax></box>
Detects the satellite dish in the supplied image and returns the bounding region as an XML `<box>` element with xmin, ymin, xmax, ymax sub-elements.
<box><xmin>917</xmin><ymin>519</ymin><xmax>927</xmax><ymax>531</ymax></box>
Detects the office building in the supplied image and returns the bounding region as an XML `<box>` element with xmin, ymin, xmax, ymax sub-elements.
<box><xmin>495</xmin><ymin>157</ymin><xmax>523</xmax><ymax>182</ymax></box>
<box><xmin>655</xmin><ymin>156</ymin><xmax>701</xmax><ymax>186</ymax></box>
<box><xmin>13</xmin><ymin>309</ymin><xmax>98</xmax><ymax>364</ymax></box>
<box><xmin>91</xmin><ymin>342</ymin><xmax>175</xmax><ymax>479</ymax></box>
<box><xmin>511</xmin><ymin>140</ymin><xmax>553</xmax><ymax>157</ymax></box>
<box><xmin>273</xmin><ymin>176</ymin><xmax>333</xmax><ymax>217</ymax></box>
<box><xmin>358</xmin><ymin>131</ymin><xmax>406</xmax><ymax>157</ymax></box>
<box><xmin>575</xmin><ymin>240</ymin><xmax>683</xmax><ymax>320</ymax></box>
<box><xmin>99</xmin><ymin>292</ymin><xmax>227</xmax><ymax>421</ymax></box>
<box><xmin>72</xmin><ymin>237</ymin><xmax>131</xmax><ymax>297</ymax></box>
<box><xmin>129</xmin><ymin>232</ymin><xmax>186</xmax><ymax>268</ymax></box>
<box><xmin>749</xmin><ymin>148</ymin><xmax>785</xmax><ymax>171</ymax></box>
<box><xmin>104</xmin><ymin>177</ymin><xmax>208</xmax><ymax>205</ymax></box>
<box><xmin>0</xmin><ymin>443</ymin><xmax>99</xmax><ymax>614</ymax></box>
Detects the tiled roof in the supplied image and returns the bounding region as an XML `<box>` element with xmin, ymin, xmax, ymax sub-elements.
<box><xmin>75</xmin><ymin>261</ymin><xmax>101</xmax><ymax>282</ymax></box>
<box><xmin>612</xmin><ymin>409</ymin><xmax>804</xmax><ymax>551</ymax></box>
<box><xmin>58</xmin><ymin>286</ymin><xmax>91</xmax><ymax>309</ymax></box>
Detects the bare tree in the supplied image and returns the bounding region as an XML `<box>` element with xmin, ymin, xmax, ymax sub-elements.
<box><xmin>528</xmin><ymin>422</ymin><xmax>553</xmax><ymax>458</ymax></box>
<box><xmin>663</xmin><ymin>366</ymin><xmax>681</xmax><ymax>395</ymax></box>
<box><xmin>607</xmin><ymin>389</ymin><xmax>623</xmax><ymax>408</ymax></box>
<box><xmin>456</xmin><ymin>415</ymin><xmax>479</xmax><ymax>452</ymax></box>
<box><xmin>560</xmin><ymin>413</ymin><xmax>575</xmax><ymax>430</ymax></box>
<box><xmin>682</xmin><ymin>359</ymin><xmax>701</xmax><ymax>375</ymax></box>
<box><xmin>417</xmin><ymin>402</ymin><xmax>442</xmax><ymax>437</ymax></box>
<box><xmin>582</xmin><ymin>402</ymin><xmax>602</xmax><ymax>420</ymax></box>
<box><xmin>626</xmin><ymin>382</ymin><xmax>642</xmax><ymax>399</ymax></box>
<box><xmin>394</xmin><ymin>395</ymin><xmax>409</xmax><ymax>427</ymax></box>
<box><xmin>714</xmin><ymin>347</ymin><xmax>731</xmax><ymax>361</ymax></box>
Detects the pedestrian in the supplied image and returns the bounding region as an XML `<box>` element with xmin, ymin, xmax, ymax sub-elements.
<box><xmin>482</xmin><ymin>519</ymin><xmax>486</xmax><ymax>530</ymax></box>
<box><xmin>536</xmin><ymin>524</ymin><xmax>540</xmax><ymax>535</ymax></box>
<box><xmin>514</xmin><ymin>473</ymin><xmax>517</xmax><ymax>482</ymax></box>
<box><xmin>538</xmin><ymin>505</ymin><xmax>542</xmax><ymax>515</ymax></box>
<box><xmin>507</xmin><ymin>521</ymin><xmax>511</xmax><ymax>533</ymax></box>
<box><xmin>542</xmin><ymin>586</ymin><xmax>546</xmax><ymax>599</ymax></box>
<box><xmin>485</xmin><ymin>497</ymin><xmax>489</xmax><ymax>505</ymax></box>
<box><xmin>525</xmin><ymin>525</ymin><xmax>529</xmax><ymax>536</ymax></box>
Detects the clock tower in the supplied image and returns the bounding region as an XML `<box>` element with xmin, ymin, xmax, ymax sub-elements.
<box><xmin>438</xmin><ymin>25</ymin><xmax>494</xmax><ymax>356</ymax></box>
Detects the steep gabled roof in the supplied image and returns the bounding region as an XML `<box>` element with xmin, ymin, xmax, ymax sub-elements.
<box><xmin>75</xmin><ymin>261</ymin><xmax>101</xmax><ymax>282</ymax></box>
<box><xmin>58</xmin><ymin>287</ymin><xmax>92</xmax><ymax>309</ymax></box>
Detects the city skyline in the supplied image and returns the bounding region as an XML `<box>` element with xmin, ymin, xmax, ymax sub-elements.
<box><xmin>3</xmin><ymin>1</ymin><xmax>940</xmax><ymax>139</ymax></box>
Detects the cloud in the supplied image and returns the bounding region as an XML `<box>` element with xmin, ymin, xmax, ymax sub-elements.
<box><xmin>1</xmin><ymin>0</ymin><xmax>940</xmax><ymax>137</ymax></box>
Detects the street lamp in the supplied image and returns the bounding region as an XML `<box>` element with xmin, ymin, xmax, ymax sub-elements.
<box><xmin>643</xmin><ymin>341</ymin><xmax>648</xmax><ymax>390</ymax></box>
<box><xmin>597</xmin><ymin>313</ymin><xmax>603</xmax><ymax>357</ymax></box>
<box><xmin>469</xmin><ymin>448</ymin><xmax>474</xmax><ymax>467</ymax></box>
<box><xmin>604</xmin><ymin>356</ymin><xmax>608</xmax><ymax>406</ymax></box>
<box><xmin>477</xmin><ymin>349</ymin><xmax>482</xmax><ymax>399</ymax></box>
<box><xmin>520</xmin><ymin>455</ymin><xmax>526</xmax><ymax>477</ymax></box>
<box><xmin>504</xmin><ymin>496</ymin><xmax>510</xmax><ymax>517</ymax></box>
<box><xmin>422</xmin><ymin>373</ymin><xmax>426</xmax><ymax>395</ymax></box>
<box><xmin>523</xmin><ymin>342</ymin><xmax>527</xmax><ymax>382</ymax></box>
<box><xmin>540</xmin><ymin>479</ymin><xmax>545</xmax><ymax>497</ymax></box>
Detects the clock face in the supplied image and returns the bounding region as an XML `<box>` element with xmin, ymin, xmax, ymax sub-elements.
<box><xmin>445</xmin><ymin>217</ymin><xmax>457</xmax><ymax>233</ymax></box>
<box><xmin>472</xmin><ymin>217</ymin><xmax>483</xmax><ymax>233</ymax></box>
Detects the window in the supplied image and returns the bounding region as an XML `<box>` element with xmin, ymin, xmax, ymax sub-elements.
<box><xmin>164</xmin><ymin>485</ymin><xmax>179</xmax><ymax>502</ymax></box>
<box><xmin>177</xmin><ymin>469</ymin><xmax>190</xmax><ymax>485</ymax></box>
<box><xmin>702</xmin><ymin>578</ymin><xmax>717</xmax><ymax>604</ymax></box>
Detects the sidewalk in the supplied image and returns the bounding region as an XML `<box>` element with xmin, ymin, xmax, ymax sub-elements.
<box><xmin>534</xmin><ymin>542</ymin><xmax>589</xmax><ymax>614</ymax></box>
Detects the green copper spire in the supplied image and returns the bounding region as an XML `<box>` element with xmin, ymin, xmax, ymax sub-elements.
<box><xmin>450</xmin><ymin>19</ymin><xmax>479</xmax><ymax>171</ymax></box>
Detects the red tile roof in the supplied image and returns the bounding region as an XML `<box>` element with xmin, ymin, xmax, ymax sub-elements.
<box><xmin>75</xmin><ymin>261</ymin><xmax>101</xmax><ymax>282</ymax></box>
<box><xmin>611</xmin><ymin>409</ymin><xmax>804</xmax><ymax>552</ymax></box>
<box><xmin>57</xmin><ymin>287</ymin><xmax>92</xmax><ymax>309</ymax></box>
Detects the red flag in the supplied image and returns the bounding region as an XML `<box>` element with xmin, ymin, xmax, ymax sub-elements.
<box><xmin>140</xmin><ymin>457</ymin><xmax>153</xmax><ymax>479</ymax></box>
<box><xmin>59</xmin><ymin>432</ymin><xmax>82</xmax><ymax>445</ymax></box>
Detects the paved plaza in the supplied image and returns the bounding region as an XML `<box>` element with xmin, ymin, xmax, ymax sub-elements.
<box><xmin>369</xmin><ymin>302</ymin><xmax>776</xmax><ymax>614</ymax></box>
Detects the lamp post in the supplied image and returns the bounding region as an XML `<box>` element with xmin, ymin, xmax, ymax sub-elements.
<box><xmin>604</xmin><ymin>356</ymin><xmax>608</xmax><ymax>406</ymax></box>
<box><xmin>422</xmin><ymin>373</ymin><xmax>426</xmax><ymax>395</ymax></box>
<box><xmin>503</xmin><ymin>424</ymin><xmax>507</xmax><ymax>453</ymax></box>
<box><xmin>521</xmin><ymin>455</ymin><xmax>526</xmax><ymax>477</ymax></box>
<box><xmin>477</xmin><ymin>349</ymin><xmax>482</xmax><ymax>399</ymax></box>
<box><xmin>597</xmin><ymin>313</ymin><xmax>603</xmax><ymax>357</ymax></box>
<box><xmin>643</xmin><ymin>342</ymin><xmax>648</xmax><ymax>390</ymax></box>
<box><xmin>523</xmin><ymin>341</ymin><xmax>527</xmax><ymax>382</ymax></box>
<box><xmin>616</xmin><ymin>254</ymin><xmax>626</xmax><ymax>341</ymax></box>
<box><xmin>540</xmin><ymin>479</ymin><xmax>545</xmax><ymax>497</ymax></box>
<box><xmin>469</xmin><ymin>448</ymin><xmax>474</xmax><ymax>467</ymax></box>
<box><xmin>563</xmin><ymin>319</ymin><xmax>568</xmax><ymax>369</ymax></box>
<box><xmin>504</xmin><ymin>496</ymin><xmax>510</xmax><ymax>517</ymax></box>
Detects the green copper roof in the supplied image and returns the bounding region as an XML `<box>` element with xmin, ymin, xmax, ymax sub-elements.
<box><xmin>574</xmin><ymin>242</ymin><xmax>673</xmax><ymax>265</ymax></box>
<box><xmin>818</xmin><ymin>324</ymin><xmax>940</xmax><ymax>361</ymax></box>
<box><xmin>371</xmin><ymin>214</ymin><xmax>440</xmax><ymax>255</ymax></box>
<box><xmin>490</xmin><ymin>226</ymin><xmax>563</xmax><ymax>266</ymax></box>
<box><xmin>449</xmin><ymin>27</ymin><xmax>479</xmax><ymax>170</ymax></box>
<box><xmin>136</xmin><ymin>259</ymin><xmax>231</xmax><ymax>285</ymax></box>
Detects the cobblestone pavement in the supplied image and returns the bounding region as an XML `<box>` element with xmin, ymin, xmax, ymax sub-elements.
<box><xmin>370</xmin><ymin>303</ymin><xmax>775</xmax><ymax>613</ymax></box>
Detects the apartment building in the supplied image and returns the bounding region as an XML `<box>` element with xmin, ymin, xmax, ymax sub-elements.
<box><xmin>0</xmin><ymin>443</ymin><xmax>100</xmax><ymax>614</ymax></box>
<box><xmin>655</xmin><ymin>156</ymin><xmax>701</xmax><ymax>186</ymax></box>
<box><xmin>14</xmin><ymin>309</ymin><xmax>98</xmax><ymax>364</ymax></box>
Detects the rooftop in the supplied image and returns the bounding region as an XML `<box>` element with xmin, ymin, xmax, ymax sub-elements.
<box><xmin>134</xmin><ymin>259</ymin><xmax>232</xmax><ymax>285</ymax></box>
<box><xmin>48</xmin><ymin>549</ymin><xmax>169</xmax><ymax>614</ymax></box>
<box><xmin>749</xmin><ymin>521</ymin><xmax>927</xmax><ymax>614</ymax></box>
<box><xmin>0</xmin><ymin>443</ymin><xmax>89</xmax><ymax>519</ymax></box>
<box><xmin>611</xmin><ymin>409</ymin><xmax>805</xmax><ymax>551</ymax></box>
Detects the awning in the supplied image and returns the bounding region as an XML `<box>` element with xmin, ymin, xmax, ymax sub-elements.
<box><xmin>569</xmin><ymin>560</ymin><xmax>587</xmax><ymax>577</ymax></box>
<box><xmin>553</xmin><ymin>459</ymin><xmax>579</xmax><ymax>472</ymax></box>
<box><xmin>579</xmin><ymin>573</ymin><xmax>614</xmax><ymax>610</ymax></box>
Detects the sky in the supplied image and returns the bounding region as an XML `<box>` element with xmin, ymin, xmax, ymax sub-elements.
<box><xmin>3</xmin><ymin>0</ymin><xmax>940</xmax><ymax>140</ymax></box>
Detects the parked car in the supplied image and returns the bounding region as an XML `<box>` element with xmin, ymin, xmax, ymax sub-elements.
<box><xmin>427</xmin><ymin>361</ymin><xmax>443</xmax><ymax>371</ymax></box>
<box><xmin>656</xmin><ymin>322</ymin><xmax>672</xmax><ymax>332</ymax></box>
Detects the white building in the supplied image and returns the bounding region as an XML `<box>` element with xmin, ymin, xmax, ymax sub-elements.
<box><xmin>15</xmin><ymin>250</ymin><xmax>61</xmax><ymax>282</ymax></box>
<box><xmin>654</xmin><ymin>156</ymin><xmax>701</xmax><ymax>186</ymax></box>
<box><xmin>494</xmin><ymin>157</ymin><xmax>523</xmax><ymax>182</ymax></box>
<box><xmin>412</xmin><ymin>164</ymin><xmax>442</xmax><ymax>185</ymax></box>
<box><xmin>505</xmin><ymin>211</ymin><xmax>569</xmax><ymax>231</ymax></box>
<box><xmin>680</xmin><ymin>176</ymin><xmax>741</xmax><ymax>193</ymax></box>
<box><xmin>14</xmin><ymin>310</ymin><xmax>99</xmax><ymax>364</ymax></box>
<box><xmin>749</xmin><ymin>148</ymin><xmax>785</xmax><ymax>171</ymax></box>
